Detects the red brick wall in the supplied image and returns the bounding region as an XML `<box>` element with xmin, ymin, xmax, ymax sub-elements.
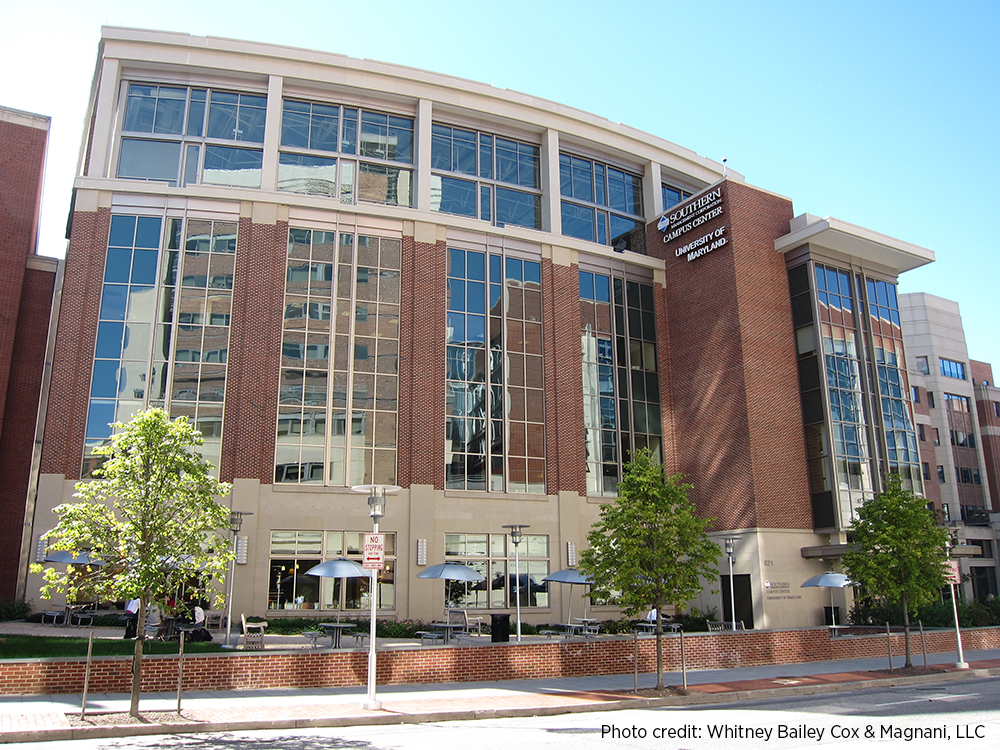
<box><xmin>219</xmin><ymin>218</ymin><xmax>287</xmax><ymax>483</ymax></box>
<box><xmin>397</xmin><ymin>237</ymin><xmax>447</xmax><ymax>489</ymax></box>
<box><xmin>543</xmin><ymin>259</ymin><xmax>586</xmax><ymax>495</ymax></box>
<box><xmin>40</xmin><ymin>209</ymin><xmax>112</xmax><ymax>478</ymax></box>
<box><xmin>650</xmin><ymin>181</ymin><xmax>810</xmax><ymax>530</ymax></box>
<box><xmin>0</xmin><ymin>117</ymin><xmax>47</xmax><ymax>433</ymax></box>
<box><xmin>0</xmin><ymin>113</ymin><xmax>53</xmax><ymax>599</ymax></box>
<box><xmin>0</xmin><ymin>267</ymin><xmax>56</xmax><ymax>600</ymax></box>
<box><xmin>1</xmin><ymin>626</ymin><xmax>996</xmax><ymax>695</ymax></box>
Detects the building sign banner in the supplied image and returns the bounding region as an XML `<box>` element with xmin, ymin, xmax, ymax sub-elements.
<box><xmin>658</xmin><ymin>186</ymin><xmax>727</xmax><ymax>262</ymax></box>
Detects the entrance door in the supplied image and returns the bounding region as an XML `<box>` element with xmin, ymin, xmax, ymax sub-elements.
<box><xmin>720</xmin><ymin>574</ymin><xmax>754</xmax><ymax>629</ymax></box>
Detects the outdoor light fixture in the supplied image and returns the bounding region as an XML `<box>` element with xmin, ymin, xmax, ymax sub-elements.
<box><xmin>223</xmin><ymin>511</ymin><xmax>252</xmax><ymax>649</ymax></box>
<box><xmin>416</xmin><ymin>539</ymin><xmax>427</xmax><ymax>566</ymax></box>
<box><xmin>502</xmin><ymin>524</ymin><xmax>529</xmax><ymax>643</ymax></box>
<box><xmin>724</xmin><ymin>537</ymin><xmax>737</xmax><ymax>631</ymax></box>
<box><xmin>947</xmin><ymin>535</ymin><xmax>975</xmax><ymax>669</ymax></box>
<box><xmin>352</xmin><ymin>484</ymin><xmax>400</xmax><ymax>711</ymax></box>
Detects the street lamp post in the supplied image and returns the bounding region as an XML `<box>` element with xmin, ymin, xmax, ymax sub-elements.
<box><xmin>947</xmin><ymin>537</ymin><xmax>974</xmax><ymax>670</ymax></box>
<box><xmin>502</xmin><ymin>524</ymin><xmax>529</xmax><ymax>643</ymax></box>
<box><xmin>222</xmin><ymin>511</ymin><xmax>252</xmax><ymax>649</ymax></box>
<box><xmin>724</xmin><ymin>537</ymin><xmax>737</xmax><ymax>630</ymax></box>
<box><xmin>352</xmin><ymin>484</ymin><xmax>400</xmax><ymax>711</ymax></box>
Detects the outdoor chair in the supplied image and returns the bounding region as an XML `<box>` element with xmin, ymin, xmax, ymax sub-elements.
<box><xmin>203</xmin><ymin>610</ymin><xmax>225</xmax><ymax>631</ymax></box>
<box><xmin>447</xmin><ymin>608</ymin><xmax>482</xmax><ymax>636</ymax></box>
<box><xmin>240</xmin><ymin>613</ymin><xmax>268</xmax><ymax>650</ymax></box>
<box><xmin>708</xmin><ymin>621</ymin><xmax>744</xmax><ymax>632</ymax></box>
<box><xmin>69</xmin><ymin>603</ymin><xmax>95</xmax><ymax>627</ymax></box>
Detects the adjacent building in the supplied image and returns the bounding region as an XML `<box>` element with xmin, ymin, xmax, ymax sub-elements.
<box><xmin>900</xmin><ymin>293</ymin><xmax>999</xmax><ymax>601</ymax></box>
<box><xmin>0</xmin><ymin>105</ymin><xmax>61</xmax><ymax>603</ymax></box>
<box><xmin>19</xmin><ymin>27</ymin><xmax>955</xmax><ymax>627</ymax></box>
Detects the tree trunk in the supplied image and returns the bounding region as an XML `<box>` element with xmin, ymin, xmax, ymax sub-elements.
<box><xmin>130</xmin><ymin>599</ymin><xmax>146</xmax><ymax>717</ymax></box>
<box><xmin>655</xmin><ymin>610</ymin><xmax>664</xmax><ymax>689</ymax></box>
<box><xmin>901</xmin><ymin>593</ymin><xmax>912</xmax><ymax>669</ymax></box>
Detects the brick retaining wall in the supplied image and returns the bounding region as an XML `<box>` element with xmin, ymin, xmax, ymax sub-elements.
<box><xmin>2</xmin><ymin>627</ymin><xmax>997</xmax><ymax>695</ymax></box>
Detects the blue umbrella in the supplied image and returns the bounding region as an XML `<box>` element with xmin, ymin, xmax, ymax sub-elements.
<box><xmin>801</xmin><ymin>572</ymin><xmax>853</xmax><ymax>626</ymax></box>
<box><xmin>544</xmin><ymin>568</ymin><xmax>593</xmax><ymax>622</ymax></box>
<box><xmin>306</xmin><ymin>558</ymin><xmax>368</xmax><ymax>578</ymax></box>
<box><xmin>43</xmin><ymin>550</ymin><xmax>103</xmax><ymax>566</ymax></box>
<box><xmin>305</xmin><ymin>558</ymin><xmax>369</xmax><ymax>621</ymax></box>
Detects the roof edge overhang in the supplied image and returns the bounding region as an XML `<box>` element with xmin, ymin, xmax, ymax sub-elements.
<box><xmin>775</xmin><ymin>214</ymin><xmax>934</xmax><ymax>274</ymax></box>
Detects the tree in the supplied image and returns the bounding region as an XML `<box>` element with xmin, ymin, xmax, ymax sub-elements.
<box><xmin>579</xmin><ymin>449</ymin><xmax>719</xmax><ymax>689</ymax></box>
<box><xmin>33</xmin><ymin>408</ymin><xmax>233</xmax><ymax>716</ymax></box>
<box><xmin>842</xmin><ymin>473</ymin><xmax>949</xmax><ymax>668</ymax></box>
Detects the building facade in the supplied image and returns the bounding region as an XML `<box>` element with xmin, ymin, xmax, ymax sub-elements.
<box><xmin>0</xmin><ymin>105</ymin><xmax>60</xmax><ymax>603</ymax></box>
<box><xmin>900</xmin><ymin>293</ymin><xmax>999</xmax><ymax>601</ymax></box>
<box><xmin>20</xmin><ymin>28</ymin><xmax>943</xmax><ymax>628</ymax></box>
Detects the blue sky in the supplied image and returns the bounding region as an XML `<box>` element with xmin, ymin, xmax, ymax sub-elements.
<box><xmin>5</xmin><ymin>0</ymin><xmax>998</xmax><ymax>369</ymax></box>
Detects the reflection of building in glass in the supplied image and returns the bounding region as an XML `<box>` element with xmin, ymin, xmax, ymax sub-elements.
<box><xmin>19</xmin><ymin>28</ymin><xmax>997</xmax><ymax>629</ymax></box>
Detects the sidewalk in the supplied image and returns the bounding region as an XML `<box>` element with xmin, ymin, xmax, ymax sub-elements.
<box><xmin>3</xmin><ymin>647</ymin><xmax>999</xmax><ymax>744</ymax></box>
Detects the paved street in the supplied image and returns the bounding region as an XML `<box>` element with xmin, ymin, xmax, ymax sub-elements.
<box><xmin>4</xmin><ymin>677</ymin><xmax>999</xmax><ymax>750</ymax></box>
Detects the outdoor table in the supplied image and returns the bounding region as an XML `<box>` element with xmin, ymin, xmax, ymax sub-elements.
<box><xmin>574</xmin><ymin>617</ymin><xmax>599</xmax><ymax>636</ymax></box>
<box><xmin>429</xmin><ymin>622</ymin><xmax>466</xmax><ymax>645</ymax></box>
<box><xmin>175</xmin><ymin>622</ymin><xmax>201</xmax><ymax>640</ymax></box>
<box><xmin>317</xmin><ymin>622</ymin><xmax>357</xmax><ymax>648</ymax></box>
<box><xmin>556</xmin><ymin>622</ymin><xmax>584</xmax><ymax>636</ymax></box>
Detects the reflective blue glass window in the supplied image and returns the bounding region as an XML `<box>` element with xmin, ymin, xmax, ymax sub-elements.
<box><xmin>131</xmin><ymin>249</ymin><xmax>158</xmax><ymax>285</ymax></box>
<box><xmin>105</xmin><ymin>247</ymin><xmax>132</xmax><ymax>283</ymax></box>
<box><xmin>91</xmin><ymin>360</ymin><xmax>120</xmax><ymax>398</ymax></box>
<box><xmin>496</xmin><ymin>187</ymin><xmax>540</xmax><ymax>229</ymax></box>
<box><xmin>341</xmin><ymin>108</ymin><xmax>357</xmax><ymax>154</ymax></box>
<box><xmin>110</xmin><ymin>215</ymin><xmax>137</xmax><ymax>247</ymax></box>
<box><xmin>100</xmin><ymin>285</ymin><xmax>129</xmax><ymax>321</ymax></box>
<box><xmin>85</xmin><ymin>400</ymin><xmax>117</xmax><ymax>439</ymax></box>
<box><xmin>562</xmin><ymin>202</ymin><xmax>595</xmax><ymax>242</ymax></box>
<box><xmin>95</xmin><ymin>321</ymin><xmax>125</xmax><ymax>359</ymax></box>
<box><xmin>433</xmin><ymin>175</ymin><xmax>477</xmax><ymax>217</ymax></box>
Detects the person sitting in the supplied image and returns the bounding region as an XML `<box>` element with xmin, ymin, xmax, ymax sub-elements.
<box><xmin>122</xmin><ymin>598</ymin><xmax>140</xmax><ymax>639</ymax></box>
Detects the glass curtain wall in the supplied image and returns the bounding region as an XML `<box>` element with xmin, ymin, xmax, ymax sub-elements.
<box><xmin>445</xmin><ymin>249</ymin><xmax>544</xmax><ymax>492</ymax></box>
<box><xmin>792</xmin><ymin>262</ymin><xmax>921</xmax><ymax>529</ymax></box>
<box><xmin>430</xmin><ymin>124</ymin><xmax>541</xmax><ymax>229</ymax></box>
<box><xmin>276</xmin><ymin>229</ymin><xmax>401</xmax><ymax>485</ymax></box>
<box><xmin>85</xmin><ymin>215</ymin><xmax>234</xmax><ymax>476</ymax></box>
<box><xmin>560</xmin><ymin>154</ymin><xmax>645</xmax><ymax>253</ymax></box>
<box><xmin>118</xmin><ymin>83</ymin><xmax>266</xmax><ymax>188</ymax></box>
<box><xmin>279</xmin><ymin>99</ymin><xmax>414</xmax><ymax>206</ymax></box>
<box><xmin>579</xmin><ymin>270</ymin><xmax>662</xmax><ymax>495</ymax></box>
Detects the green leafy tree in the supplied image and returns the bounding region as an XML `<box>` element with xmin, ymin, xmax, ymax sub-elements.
<box><xmin>579</xmin><ymin>449</ymin><xmax>719</xmax><ymax>689</ymax></box>
<box><xmin>32</xmin><ymin>408</ymin><xmax>233</xmax><ymax>715</ymax></box>
<box><xmin>842</xmin><ymin>473</ymin><xmax>949</xmax><ymax>668</ymax></box>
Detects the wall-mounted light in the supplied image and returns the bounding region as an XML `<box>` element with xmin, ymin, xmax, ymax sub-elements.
<box><xmin>417</xmin><ymin>538</ymin><xmax>427</xmax><ymax>566</ymax></box>
<box><xmin>236</xmin><ymin>536</ymin><xmax>248</xmax><ymax>565</ymax></box>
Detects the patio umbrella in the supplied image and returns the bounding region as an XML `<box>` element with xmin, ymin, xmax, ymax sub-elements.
<box><xmin>43</xmin><ymin>551</ymin><xmax>103</xmax><ymax>566</ymax></box>
<box><xmin>305</xmin><ymin>558</ymin><xmax>369</xmax><ymax>621</ymax></box>
<box><xmin>543</xmin><ymin>568</ymin><xmax>593</xmax><ymax>622</ymax></box>
<box><xmin>801</xmin><ymin>572</ymin><xmax>853</xmax><ymax>626</ymax></box>
<box><xmin>417</xmin><ymin>561</ymin><xmax>484</xmax><ymax>582</ymax></box>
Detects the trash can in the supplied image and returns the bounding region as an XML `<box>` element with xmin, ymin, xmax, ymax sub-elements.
<box><xmin>491</xmin><ymin>613</ymin><xmax>511</xmax><ymax>642</ymax></box>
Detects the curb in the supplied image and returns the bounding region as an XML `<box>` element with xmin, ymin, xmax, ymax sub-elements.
<box><xmin>3</xmin><ymin>667</ymin><xmax>998</xmax><ymax>744</ymax></box>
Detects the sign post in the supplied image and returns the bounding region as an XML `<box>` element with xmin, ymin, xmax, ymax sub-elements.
<box><xmin>946</xmin><ymin>558</ymin><xmax>968</xmax><ymax>669</ymax></box>
<box><xmin>363</xmin><ymin>533</ymin><xmax>385</xmax><ymax>570</ymax></box>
